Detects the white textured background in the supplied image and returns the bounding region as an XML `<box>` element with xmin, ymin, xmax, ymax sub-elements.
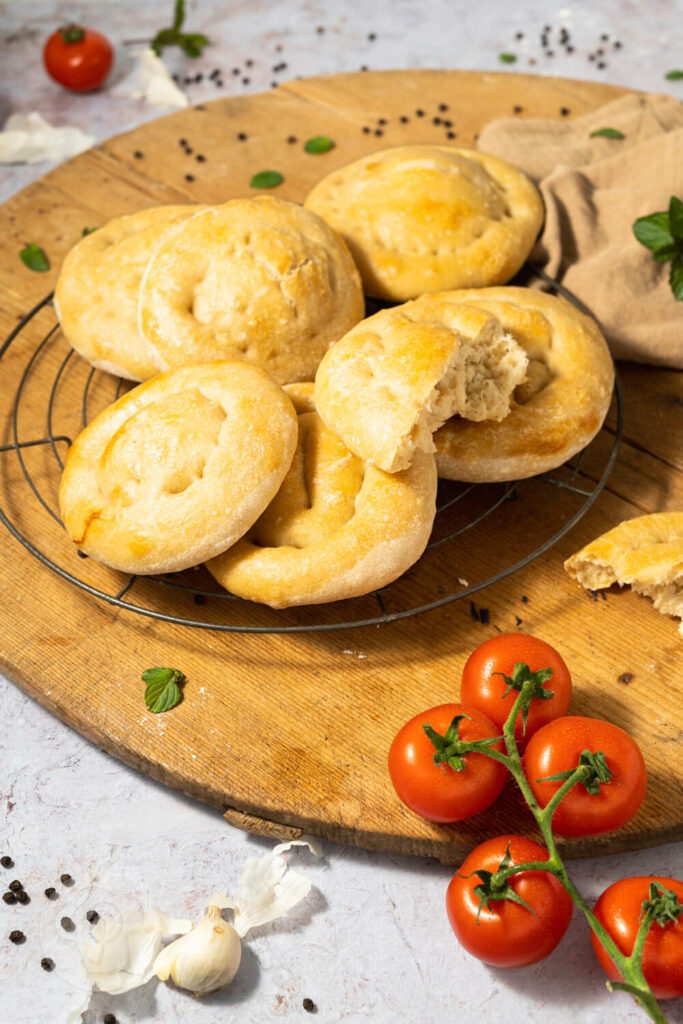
<box><xmin>1</xmin><ymin>1</ymin><xmax>682</xmax><ymax>1022</ymax></box>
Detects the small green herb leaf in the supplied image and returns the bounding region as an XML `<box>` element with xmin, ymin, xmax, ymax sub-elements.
<box><xmin>250</xmin><ymin>169</ymin><xmax>284</xmax><ymax>189</ymax></box>
<box><xmin>668</xmin><ymin>196</ymin><xmax>683</xmax><ymax>240</ymax></box>
<box><xmin>669</xmin><ymin>254</ymin><xmax>683</xmax><ymax>300</ymax></box>
<box><xmin>20</xmin><ymin>243</ymin><xmax>50</xmax><ymax>273</ymax></box>
<box><xmin>665</xmin><ymin>69</ymin><xmax>683</xmax><ymax>80</ymax></box>
<box><xmin>304</xmin><ymin>135</ymin><xmax>335</xmax><ymax>154</ymax></box>
<box><xmin>498</xmin><ymin>53</ymin><xmax>517</xmax><ymax>64</ymax></box>
<box><xmin>82</xmin><ymin>226</ymin><xmax>98</xmax><ymax>237</ymax></box>
<box><xmin>151</xmin><ymin>0</ymin><xmax>209</xmax><ymax>58</ymax></box>
<box><xmin>632</xmin><ymin>212</ymin><xmax>674</xmax><ymax>252</ymax></box>
<box><xmin>142</xmin><ymin>667</ymin><xmax>184</xmax><ymax>713</ymax></box>
<box><xmin>589</xmin><ymin>127</ymin><xmax>625</xmax><ymax>139</ymax></box>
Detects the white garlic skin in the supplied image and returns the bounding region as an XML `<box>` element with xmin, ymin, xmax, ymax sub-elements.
<box><xmin>153</xmin><ymin>904</ymin><xmax>241</xmax><ymax>996</ymax></box>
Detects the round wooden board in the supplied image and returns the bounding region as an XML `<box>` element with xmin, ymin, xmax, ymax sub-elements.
<box><xmin>0</xmin><ymin>70</ymin><xmax>681</xmax><ymax>863</ymax></box>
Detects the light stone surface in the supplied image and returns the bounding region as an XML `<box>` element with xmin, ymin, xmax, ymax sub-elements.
<box><xmin>1</xmin><ymin>1</ymin><xmax>682</xmax><ymax>1022</ymax></box>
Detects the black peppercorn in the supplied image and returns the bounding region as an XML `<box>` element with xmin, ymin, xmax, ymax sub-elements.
<box><xmin>362</xmin><ymin>126</ymin><xmax>371</xmax><ymax>134</ymax></box>
<box><xmin>245</xmin><ymin>58</ymin><xmax>253</xmax><ymax>67</ymax></box>
<box><xmin>185</xmin><ymin>174</ymin><xmax>195</xmax><ymax>182</ymax></box>
<box><xmin>446</xmin><ymin>131</ymin><xmax>457</xmax><ymax>139</ymax></box>
<box><xmin>15</xmin><ymin>890</ymin><xmax>29</xmax><ymax>905</ymax></box>
<box><xmin>0</xmin><ymin>856</ymin><xmax>13</xmax><ymax>868</ymax></box>
<box><xmin>286</xmin><ymin>135</ymin><xmax>298</xmax><ymax>144</ymax></box>
<box><xmin>374</xmin><ymin>129</ymin><xmax>383</xmax><ymax>136</ymax></box>
<box><xmin>438</xmin><ymin>103</ymin><xmax>449</xmax><ymax>111</ymax></box>
<box><xmin>60</xmin><ymin>917</ymin><xmax>75</xmax><ymax>932</ymax></box>
<box><xmin>133</xmin><ymin>150</ymin><xmax>144</xmax><ymax>159</ymax></box>
<box><xmin>41</xmin><ymin>957</ymin><xmax>55</xmax><ymax>971</ymax></box>
<box><xmin>103</xmin><ymin>1014</ymin><xmax>117</xmax><ymax>1024</ymax></box>
<box><xmin>193</xmin><ymin>593</ymin><xmax>206</xmax><ymax>605</ymax></box>
<box><xmin>2</xmin><ymin>892</ymin><xmax>16</xmax><ymax>905</ymax></box>
<box><xmin>560</xmin><ymin>107</ymin><xmax>570</xmax><ymax>116</ymax></box>
<box><xmin>86</xmin><ymin>910</ymin><xmax>100</xmax><ymax>924</ymax></box>
<box><xmin>399</xmin><ymin>116</ymin><xmax>409</xmax><ymax>123</ymax></box>
<box><xmin>8</xmin><ymin>880</ymin><xmax>23</xmax><ymax>892</ymax></box>
<box><xmin>237</xmin><ymin>132</ymin><xmax>248</xmax><ymax>141</ymax></box>
<box><xmin>195</xmin><ymin>154</ymin><xmax>206</xmax><ymax>162</ymax></box>
<box><xmin>44</xmin><ymin>887</ymin><xmax>58</xmax><ymax>900</ymax></box>
<box><xmin>415</xmin><ymin>108</ymin><xmax>425</xmax><ymax>117</ymax></box>
<box><xmin>303</xmin><ymin>998</ymin><xmax>317</xmax><ymax>1013</ymax></box>
<box><xmin>9</xmin><ymin>930</ymin><xmax>25</xmax><ymax>944</ymax></box>
<box><xmin>60</xmin><ymin>874</ymin><xmax>73</xmax><ymax>886</ymax></box>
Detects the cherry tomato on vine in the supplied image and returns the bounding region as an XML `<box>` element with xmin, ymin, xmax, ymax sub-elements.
<box><xmin>591</xmin><ymin>876</ymin><xmax>683</xmax><ymax>1000</ymax></box>
<box><xmin>388</xmin><ymin>703</ymin><xmax>506</xmax><ymax>823</ymax></box>
<box><xmin>523</xmin><ymin>716</ymin><xmax>647</xmax><ymax>837</ymax></box>
<box><xmin>43</xmin><ymin>25</ymin><xmax>113</xmax><ymax>92</ymax></box>
<box><xmin>460</xmin><ymin>632</ymin><xmax>571</xmax><ymax>743</ymax></box>
<box><xmin>446</xmin><ymin>834</ymin><xmax>574</xmax><ymax>967</ymax></box>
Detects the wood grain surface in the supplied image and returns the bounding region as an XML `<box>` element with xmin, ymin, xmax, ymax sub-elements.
<box><xmin>0</xmin><ymin>70</ymin><xmax>681</xmax><ymax>863</ymax></box>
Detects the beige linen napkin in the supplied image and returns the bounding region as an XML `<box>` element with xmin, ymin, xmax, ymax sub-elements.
<box><xmin>477</xmin><ymin>94</ymin><xmax>683</xmax><ymax>368</ymax></box>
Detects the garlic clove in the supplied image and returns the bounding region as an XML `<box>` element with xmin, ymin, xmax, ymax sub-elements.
<box><xmin>153</xmin><ymin>904</ymin><xmax>242</xmax><ymax>996</ymax></box>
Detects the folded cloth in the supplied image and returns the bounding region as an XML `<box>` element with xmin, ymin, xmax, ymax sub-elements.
<box><xmin>477</xmin><ymin>93</ymin><xmax>683</xmax><ymax>368</ymax></box>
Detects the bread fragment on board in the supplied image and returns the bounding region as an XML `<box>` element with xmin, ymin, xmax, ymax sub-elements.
<box><xmin>314</xmin><ymin>292</ymin><xmax>528</xmax><ymax>474</ymax></box>
<box><xmin>564</xmin><ymin>513</ymin><xmax>683</xmax><ymax>635</ymax></box>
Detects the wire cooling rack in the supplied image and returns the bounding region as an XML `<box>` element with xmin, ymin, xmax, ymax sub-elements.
<box><xmin>0</xmin><ymin>286</ymin><xmax>622</xmax><ymax>633</ymax></box>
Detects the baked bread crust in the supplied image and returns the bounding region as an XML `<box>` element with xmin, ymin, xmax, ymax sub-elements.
<box><xmin>314</xmin><ymin>293</ymin><xmax>528</xmax><ymax>473</ymax></box>
<box><xmin>206</xmin><ymin>383</ymin><xmax>437</xmax><ymax>608</ymax></box>
<box><xmin>138</xmin><ymin>196</ymin><xmax>365</xmax><ymax>384</ymax></box>
<box><xmin>433</xmin><ymin>287</ymin><xmax>614</xmax><ymax>481</ymax></box>
<box><xmin>303</xmin><ymin>144</ymin><xmax>544</xmax><ymax>301</ymax></box>
<box><xmin>565</xmin><ymin>512</ymin><xmax>683</xmax><ymax>634</ymax></box>
<box><xmin>54</xmin><ymin>205</ymin><xmax>201</xmax><ymax>381</ymax></box>
<box><xmin>58</xmin><ymin>361</ymin><xmax>298</xmax><ymax>575</ymax></box>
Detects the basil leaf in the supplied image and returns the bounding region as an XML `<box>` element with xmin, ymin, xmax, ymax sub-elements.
<box><xmin>304</xmin><ymin>135</ymin><xmax>335</xmax><ymax>154</ymax></box>
<box><xmin>498</xmin><ymin>53</ymin><xmax>517</xmax><ymax>64</ymax></box>
<box><xmin>668</xmin><ymin>196</ymin><xmax>683</xmax><ymax>241</ymax></box>
<box><xmin>589</xmin><ymin>127</ymin><xmax>625</xmax><ymax>139</ymax></box>
<box><xmin>20</xmin><ymin>243</ymin><xmax>50</xmax><ymax>272</ymax></box>
<box><xmin>82</xmin><ymin>226</ymin><xmax>98</xmax><ymax>236</ymax></box>
<box><xmin>142</xmin><ymin>667</ymin><xmax>184</xmax><ymax>714</ymax></box>
<box><xmin>632</xmin><ymin>212</ymin><xmax>674</xmax><ymax>252</ymax></box>
<box><xmin>665</xmin><ymin>69</ymin><xmax>683</xmax><ymax>80</ymax></box>
<box><xmin>250</xmin><ymin>170</ymin><xmax>284</xmax><ymax>189</ymax></box>
<box><xmin>669</xmin><ymin>254</ymin><xmax>683</xmax><ymax>300</ymax></box>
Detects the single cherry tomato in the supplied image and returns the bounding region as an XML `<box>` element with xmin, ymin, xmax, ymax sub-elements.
<box><xmin>43</xmin><ymin>24</ymin><xmax>113</xmax><ymax>93</ymax></box>
<box><xmin>388</xmin><ymin>703</ymin><xmax>506</xmax><ymax>823</ymax></box>
<box><xmin>523</xmin><ymin>716</ymin><xmax>647</xmax><ymax>837</ymax></box>
<box><xmin>591</xmin><ymin>876</ymin><xmax>683</xmax><ymax>999</ymax></box>
<box><xmin>460</xmin><ymin>632</ymin><xmax>571</xmax><ymax>743</ymax></box>
<box><xmin>446</xmin><ymin>834</ymin><xmax>574</xmax><ymax>967</ymax></box>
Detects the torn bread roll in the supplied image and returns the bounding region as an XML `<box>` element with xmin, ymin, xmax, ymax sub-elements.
<box><xmin>313</xmin><ymin>292</ymin><xmax>528</xmax><ymax>473</ymax></box>
<box><xmin>565</xmin><ymin>512</ymin><xmax>683</xmax><ymax>635</ymax></box>
<box><xmin>207</xmin><ymin>383</ymin><xmax>437</xmax><ymax>607</ymax></box>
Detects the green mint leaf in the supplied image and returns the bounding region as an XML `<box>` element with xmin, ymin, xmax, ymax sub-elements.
<box><xmin>632</xmin><ymin>212</ymin><xmax>674</xmax><ymax>253</ymax></box>
<box><xmin>304</xmin><ymin>135</ymin><xmax>335</xmax><ymax>154</ymax></box>
<box><xmin>669</xmin><ymin>254</ymin><xmax>683</xmax><ymax>300</ymax></box>
<box><xmin>250</xmin><ymin>169</ymin><xmax>284</xmax><ymax>189</ymax></box>
<box><xmin>151</xmin><ymin>0</ymin><xmax>209</xmax><ymax>58</ymax></box>
<box><xmin>173</xmin><ymin>0</ymin><xmax>186</xmax><ymax>32</ymax></box>
<box><xmin>589</xmin><ymin>127</ymin><xmax>625</xmax><ymax>139</ymax></box>
<box><xmin>20</xmin><ymin>243</ymin><xmax>50</xmax><ymax>272</ymax></box>
<box><xmin>668</xmin><ymin>196</ymin><xmax>683</xmax><ymax>240</ymax></box>
<box><xmin>142</xmin><ymin>667</ymin><xmax>184</xmax><ymax>714</ymax></box>
<box><xmin>498</xmin><ymin>53</ymin><xmax>517</xmax><ymax>64</ymax></box>
<box><xmin>651</xmin><ymin>242</ymin><xmax>682</xmax><ymax>262</ymax></box>
<box><xmin>665</xmin><ymin>69</ymin><xmax>683</xmax><ymax>80</ymax></box>
<box><xmin>82</xmin><ymin>226</ymin><xmax>98</xmax><ymax>236</ymax></box>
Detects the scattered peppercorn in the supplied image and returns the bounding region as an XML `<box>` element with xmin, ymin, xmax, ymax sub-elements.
<box><xmin>443</xmin><ymin>119</ymin><xmax>453</xmax><ymax>127</ymax></box>
<box><xmin>316</xmin><ymin>26</ymin><xmax>325</xmax><ymax>34</ymax></box>
<box><xmin>399</xmin><ymin>116</ymin><xmax>409</xmax><ymax>123</ymax></box>
<box><xmin>446</xmin><ymin>131</ymin><xmax>457</xmax><ymax>139</ymax></box>
<box><xmin>614</xmin><ymin>40</ymin><xmax>622</xmax><ymax>49</ymax></box>
<box><xmin>360</xmin><ymin>65</ymin><xmax>369</xmax><ymax>72</ymax></box>
<box><xmin>178</xmin><ymin>139</ymin><xmax>187</xmax><ymax>148</ymax></box>
<box><xmin>44</xmin><ymin>887</ymin><xmax>57</xmax><ymax>900</ymax></box>
<box><xmin>515</xmin><ymin>31</ymin><xmax>524</xmax><ymax>40</ymax></box>
<box><xmin>560</xmin><ymin>107</ymin><xmax>570</xmax><ymax>116</ymax></box>
<box><xmin>41</xmin><ymin>957</ymin><xmax>55</xmax><ymax>972</ymax></box>
<box><xmin>415</xmin><ymin>109</ymin><xmax>425</xmax><ymax>117</ymax></box>
<box><xmin>303</xmin><ymin>998</ymin><xmax>317</xmax><ymax>1013</ymax></box>
<box><xmin>15</xmin><ymin>890</ymin><xmax>29</xmax><ymax>905</ymax></box>
<box><xmin>513</xmin><ymin>105</ymin><xmax>523</xmax><ymax>113</ymax></box>
<box><xmin>374</xmin><ymin>129</ymin><xmax>384</xmax><ymax>136</ymax></box>
<box><xmin>362</xmin><ymin>126</ymin><xmax>371</xmax><ymax>134</ymax></box>
<box><xmin>242</xmin><ymin>78</ymin><xmax>250</xmax><ymax>85</ymax></box>
<box><xmin>60</xmin><ymin>874</ymin><xmax>73</xmax><ymax>886</ymax></box>
<box><xmin>9</xmin><ymin>880</ymin><xmax>23</xmax><ymax>892</ymax></box>
<box><xmin>515</xmin><ymin>615</ymin><xmax>523</xmax><ymax>626</ymax></box>
<box><xmin>103</xmin><ymin>1015</ymin><xmax>117</xmax><ymax>1024</ymax></box>
<box><xmin>9</xmin><ymin>930</ymin><xmax>25</xmax><ymax>944</ymax></box>
<box><xmin>368</xmin><ymin>32</ymin><xmax>376</xmax><ymax>41</ymax></box>
<box><xmin>287</xmin><ymin>135</ymin><xmax>298</xmax><ymax>143</ymax></box>
<box><xmin>237</xmin><ymin>132</ymin><xmax>248</xmax><ymax>141</ymax></box>
<box><xmin>60</xmin><ymin>917</ymin><xmax>75</xmax><ymax>932</ymax></box>
<box><xmin>597</xmin><ymin>61</ymin><xmax>606</xmax><ymax>69</ymax></box>
<box><xmin>521</xmin><ymin>595</ymin><xmax>529</xmax><ymax>603</ymax></box>
<box><xmin>195</xmin><ymin>154</ymin><xmax>206</xmax><ymax>163</ymax></box>
<box><xmin>133</xmin><ymin>150</ymin><xmax>144</xmax><ymax>159</ymax></box>
<box><xmin>433</xmin><ymin>117</ymin><xmax>442</xmax><ymax>125</ymax></box>
<box><xmin>2</xmin><ymin>892</ymin><xmax>16</xmax><ymax>905</ymax></box>
<box><xmin>232</xmin><ymin>67</ymin><xmax>240</xmax><ymax>75</ymax></box>
<box><xmin>86</xmin><ymin>910</ymin><xmax>100</xmax><ymax>924</ymax></box>
<box><xmin>245</xmin><ymin>58</ymin><xmax>254</xmax><ymax>67</ymax></box>
<box><xmin>438</xmin><ymin>103</ymin><xmax>449</xmax><ymax>111</ymax></box>
<box><xmin>193</xmin><ymin>593</ymin><xmax>206</xmax><ymax>605</ymax></box>
<box><xmin>619</xmin><ymin>672</ymin><xmax>634</xmax><ymax>685</ymax></box>
<box><xmin>1</xmin><ymin>857</ymin><xmax>14</xmax><ymax>868</ymax></box>
<box><xmin>185</xmin><ymin>174</ymin><xmax>195</xmax><ymax>182</ymax></box>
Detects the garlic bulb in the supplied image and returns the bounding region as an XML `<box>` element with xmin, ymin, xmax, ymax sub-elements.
<box><xmin>153</xmin><ymin>904</ymin><xmax>241</xmax><ymax>996</ymax></box>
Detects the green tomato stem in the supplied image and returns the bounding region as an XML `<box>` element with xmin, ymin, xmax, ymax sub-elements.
<box><xmin>457</xmin><ymin>675</ymin><xmax>670</xmax><ymax>1024</ymax></box>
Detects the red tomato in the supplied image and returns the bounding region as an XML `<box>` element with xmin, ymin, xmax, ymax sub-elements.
<box><xmin>460</xmin><ymin>632</ymin><xmax>571</xmax><ymax>743</ymax></box>
<box><xmin>446</xmin><ymin>835</ymin><xmax>574</xmax><ymax>966</ymax></box>
<box><xmin>43</xmin><ymin>24</ymin><xmax>113</xmax><ymax>93</ymax></box>
<box><xmin>388</xmin><ymin>703</ymin><xmax>506</xmax><ymax>822</ymax></box>
<box><xmin>591</xmin><ymin>876</ymin><xmax>683</xmax><ymax>999</ymax></box>
<box><xmin>523</xmin><ymin>716</ymin><xmax>647</xmax><ymax>837</ymax></box>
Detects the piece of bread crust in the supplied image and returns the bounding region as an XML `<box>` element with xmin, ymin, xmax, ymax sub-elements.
<box><xmin>434</xmin><ymin>287</ymin><xmax>614</xmax><ymax>482</ymax></box>
<box><xmin>565</xmin><ymin>512</ymin><xmax>683</xmax><ymax>634</ymax></box>
<box><xmin>54</xmin><ymin>205</ymin><xmax>203</xmax><ymax>381</ymax></box>
<box><xmin>304</xmin><ymin>144</ymin><xmax>543</xmax><ymax>301</ymax></box>
<box><xmin>138</xmin><ymin>196</ymin><xmax>365</xmax><ymax>385</ymax></box>
<box><xmin>206</xmin><ymin>383</ymin><xmax>437</xmax><ymax>608</ymax></box>
<box><xmin>59</xmin><ymin>361</ymin><xmax>298</xmax><ymax>575</ymax></box>
<box><xmin>314</xmin><ymin>293</ymin><xmax>528</xmax><ymax>474</ymax></box>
